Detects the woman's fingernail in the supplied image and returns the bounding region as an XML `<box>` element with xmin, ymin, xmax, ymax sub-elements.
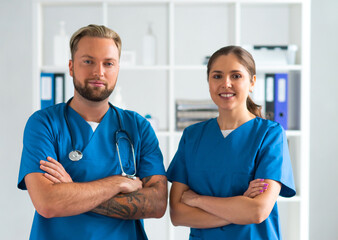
<box><xmin>264</xmin><ymin>183</ymin><xmax>268</xmax><ymax>186</ymax></box>
<box><xmin>260</xmin><ymin>190</ymin><xmax>263</xmax><ymax>193</ymax></box>
<box><xmin>263</xmin><ymin>187</ymin><xmax>267</xmax><ymax>190</ymax></box>
<box><xmin>260</xmin><ymin>179</ymin><xmax>264</xmax><ymax>181</ymax></box>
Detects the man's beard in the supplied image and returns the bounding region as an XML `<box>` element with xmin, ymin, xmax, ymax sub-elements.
<box><xmin>73</xmin><ymin>74</ymin><xmax>114</xmax><ymax>102</ymax></box>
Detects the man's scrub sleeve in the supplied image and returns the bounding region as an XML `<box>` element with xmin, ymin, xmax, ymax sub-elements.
<box><xmin>166</xmin><ymin>130</ymin><xmax>188</xmax><ymax>185</ymax></box>
<box><xmin>255</xmin><ymin>125</ymin><xmax>296</xmax><ymax>197</ymax></box>
<box><xmin>18</xmin><ymin>112</ymin><xmax>58</xmax><ymax>190</ymax></box>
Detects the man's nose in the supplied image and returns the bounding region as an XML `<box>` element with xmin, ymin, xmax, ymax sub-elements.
<box><xmin>93</xmin><ymin>64</ymin><xmax>104</xmax><ymax>78</ymax></box>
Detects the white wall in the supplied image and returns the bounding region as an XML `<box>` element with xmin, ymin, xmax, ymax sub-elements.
<box><xmin>310</xmin><ymin>0</ymin><xmax>338</xmax><ymax>239</ymax></box>
<box><xmin>0</xmin><ymin>0</ymin><xmax>35</xmax><ymax>239</ymax></box>
<box><xmin>0</xmin><ymin>0</ymin><xmax>337</xmax><ymax>239</ymax></box>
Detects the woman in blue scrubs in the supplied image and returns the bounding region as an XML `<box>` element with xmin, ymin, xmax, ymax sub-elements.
<box><xmin>167</xmin><ymin>46</ymin><xmax>296</xmax><ymax>239</ymax></box>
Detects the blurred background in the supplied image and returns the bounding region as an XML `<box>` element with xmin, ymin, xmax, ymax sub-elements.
<box><xmin>0</xmin><ymin>0</ymin><xmax>337</xmax><ymax>239</ymax></box>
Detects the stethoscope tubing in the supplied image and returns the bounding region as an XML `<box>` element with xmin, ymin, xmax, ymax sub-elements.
<box><xmin>64</xmin><ymin>98</ymin><xmax>137</xmax><ymax>178</ymax></box>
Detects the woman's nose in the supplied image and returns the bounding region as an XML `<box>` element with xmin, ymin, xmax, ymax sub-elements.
<box><xmin>223</xmin><ymin>77</ymin><xmax>232</xmax><ymax>88</ymax></box>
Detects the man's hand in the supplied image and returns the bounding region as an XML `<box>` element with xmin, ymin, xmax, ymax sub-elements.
<box><xmin>40</xmin><ymin>157</ymin><xmax>73</xmax><ymax>183</ymax></box>
<box><xmin>40</xmin><ymin>156</ymin><xmax>143</xmax><ymax>193</ymax></box>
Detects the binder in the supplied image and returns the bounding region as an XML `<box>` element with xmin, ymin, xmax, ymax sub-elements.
<box><xmin>175</xmin><ymin>99</ymin><xmax>218</xmax><ymax>130</ymax></box>
<box><xmin>54</xmin><ymin>73</ymin><xmax>65</xmax><ymax>104</ymax></box>
<box><xmin>176</xmin><ymin>99</ymin><xmax>218</xmax><ymax>111</ymax></box>
<box><xmin>274</xmin><ymin>73</ymin><xmax>288</xmax><ymax>129</ymax></box>
<box><xmin>40</xmin><ymin>72</ymin><xmax>55</xmax><ymax>109</ymax></box>
<box><xmin>265</xmin><ymin>74</ymin><xmax>275</xmax><ymax>121</ymax></box>
<box><xmin>176</xmin><ymin>111</ymin><xmax>219</xmax><ymax>119</ymax></box>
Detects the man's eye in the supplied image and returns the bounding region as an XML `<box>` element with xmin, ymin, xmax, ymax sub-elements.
<box><xmin>105</xmin><ymin>62</ymin><xmax>114</xmax><ymax>67</ymax></box>
<box><xmin>84</xmin><ymin>60</ymin><xmax>92</xmax><ymax>64</ymax></box>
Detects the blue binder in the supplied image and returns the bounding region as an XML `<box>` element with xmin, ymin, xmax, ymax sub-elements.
<box><xmin>40</xmin><ymin>72</ymin><xmax>55</xmax><ymax>109</ymax></box>
<box><xmin>274</xmin><ymin>73</ymin><xmax>288</xmax><ymax>129</ymax></box>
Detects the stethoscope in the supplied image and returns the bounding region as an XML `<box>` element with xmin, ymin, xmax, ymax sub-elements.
<box><xmin>64</xmin><ymin>98</ymin><xmax>137</xmax><ymax>179</ymax></box>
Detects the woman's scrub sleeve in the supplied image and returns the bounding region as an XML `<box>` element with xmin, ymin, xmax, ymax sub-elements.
<box><xmin>255</xmin><ymin>125</ymin><xmax>296</xmax><ymax>197</ymax></box>
<box><xmin>166</xmin><ymin>129</ymin><xmax>188</xmax><ymax>185</ymax></box>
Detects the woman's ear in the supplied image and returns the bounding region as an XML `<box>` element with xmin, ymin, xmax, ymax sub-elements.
<box><xmin>250</xmin><ymin>75</ymin><xmax>256</xmax><ymax>93</ymax></box>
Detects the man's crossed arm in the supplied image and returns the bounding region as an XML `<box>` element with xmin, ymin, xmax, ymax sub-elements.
<box><xmin>25</xmin><ymin>157</ymin><xmax>167</xmax><ymax>219</ymax></box>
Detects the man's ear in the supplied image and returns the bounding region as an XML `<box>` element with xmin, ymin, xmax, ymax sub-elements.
<box><xmin>69</xmin><ymin>59</ymin><xmax>73</xmax><ymax>77</ymax></box>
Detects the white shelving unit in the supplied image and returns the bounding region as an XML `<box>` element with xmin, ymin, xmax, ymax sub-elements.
<box><xmin>32</xmin><ymin>0</ymin><xmax>310</xmax><ymax>239</ymax></box>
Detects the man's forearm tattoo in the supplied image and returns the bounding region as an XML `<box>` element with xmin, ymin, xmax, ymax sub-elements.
<box><xmin>92</xmin><ymin>191</ymin><xmax>146</xmax><ymax>219</ymax></box>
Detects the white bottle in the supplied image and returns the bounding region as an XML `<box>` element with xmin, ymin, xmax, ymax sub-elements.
<box><xmin>142</xmin><ymin>23</ymin><xmax>156</xmax><ymax>65</ymax></box>
<box><xmin>53</xmin><ymin>21</ymin><xmax>69</xmax><ymax>66</ymax></box>
<box><xmin>111</xmin><ymin>86</ymin><xmax>126</xmax><ymax>109</ymax></box>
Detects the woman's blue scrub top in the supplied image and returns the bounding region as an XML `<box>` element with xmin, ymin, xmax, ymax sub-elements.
<box><xmin>17</xmin><ymin>103</ymin><xmax>165</xmax><ymax>240</ymax></box>
<box><xmin>167</xmin><ymin>117</ymin><xmax>296</xmax><ymax>240</ymax></box>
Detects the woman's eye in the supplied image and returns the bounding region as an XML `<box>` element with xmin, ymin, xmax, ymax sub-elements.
<box><xmin>232</xmin><ymin>74</ymin><xmax>242</xmax><ymax>79</ymax></box>
<box><xmin>213</xmin><ymin>74</ymin><xmax>222</xmax><ymax>79</ymax></box>
<box><xmin>105</xmin><ymin>62</ymin><xmax>114</xmax><ymax>67</ymax></box>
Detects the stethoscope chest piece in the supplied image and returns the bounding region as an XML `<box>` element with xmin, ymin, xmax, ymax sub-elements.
<box><xmin>69</xmin><ymin>150</ymin><xmax>83</xmax><ymax>161</ymax></box>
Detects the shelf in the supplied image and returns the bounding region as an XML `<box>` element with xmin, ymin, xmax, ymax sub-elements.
<box><xmin>172</xmin><ymin>0</ymin><xmax>304</xmax><ymax>4</ymax></box>
<box><xmin>286</xmin><ymin>130</ymin><xmax>301</xmax><ymax>137</ymax></box>
<box><xmin>256</xmin><ymin>64</ymin><xmax>302</xmax><ymax>72</ymax></box>
<box><xmin>156</xmin><ymin>129</ymin><xmax>300</xmax><ymax>137</ymax></box>
<box><xmin>41</xmin><ymin>65</ymin><xmax>68</xmax><ymax>72</ymax></box>
<box><xmin>278</xmin><ymin>195</ymin><xmax>301</xmax><ymax>202</ymax></box>
<box><xmin>40</xmin><ymin>64</ymin><xmax>302</xmax><ymax>72</ymax></box>
<box><xmin>155</xmin><ymin>130</ymin><xmax>183</xmax><ymax>137</ymax></box>
<box><xmin>37</xmin><ymin>0</ymin><xmax>305</xmax><ymax>4</ymax></box>
<box><xmin>173</xmin><ymin>65</ymin><xmax>302</xmax><ymax>71</ymax></box>
<box><xmin>33</xmin><ymin>1</ymin><xmax>310</xmax><ymax>239</ymax></box>
<box><xmin>120</xmin><ymin>65</ymin><xmax>170</xmax><ymax>70</ymax></box>
<box><xmin>173</xmin><ymin>65</ymin><xmax>206</xmax><ymax>70</ymax></box>
<box><xmin>40</xmin><ymin>65</ymin><xmax>171</xmax><ymax>72</ymax></box>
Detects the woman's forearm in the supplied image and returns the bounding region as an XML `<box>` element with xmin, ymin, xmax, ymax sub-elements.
<box><xmin>170</xmin><ymin>201</ymin><xmax>231</xmax><ymax>228</ymax></box>
<box><xmin>195</xmin><ymin>195</ymin><xmax>262</xmax><ymax>224</ymax></box>
<box><xmin>191</xmin><ymin>180</ymin><xmax>281</xmax><ymax>225</ymax></box>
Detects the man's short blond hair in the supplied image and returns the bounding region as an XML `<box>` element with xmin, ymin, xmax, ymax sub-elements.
<box><xmin>70</xmin><ymin>24</ymin><xmax>122</xmax><ymax>59</ymax></box>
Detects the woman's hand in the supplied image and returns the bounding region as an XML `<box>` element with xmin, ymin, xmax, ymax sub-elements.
<box><xmin>181</xmin><ymin>189</ymin><xmax>200</xmax><ymax>207</ymax></box>
<box><xmin>40</xmin><ymin>156</ymin><xmax>73</xmax><ymax>183</ymax></box>
<box><xmin>243</xmin><ymin>179</ymin><xmax>268</xmax><ymax>198</ymax></box>
<box><xmin>182</xmin><ymin>178</ymin><xmax>268</xmax><ymax>208</ymax></box>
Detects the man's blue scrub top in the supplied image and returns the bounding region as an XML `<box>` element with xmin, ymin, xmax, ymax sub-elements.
<box><xmin>167</xmin><ymin>117</ymin><xmax>296</xmax><ymax>240</ymax></box>
<box><xmin>18</xmin><ymin>103</ymin><xmax>166</xmax><ymax>240</ymax></box>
